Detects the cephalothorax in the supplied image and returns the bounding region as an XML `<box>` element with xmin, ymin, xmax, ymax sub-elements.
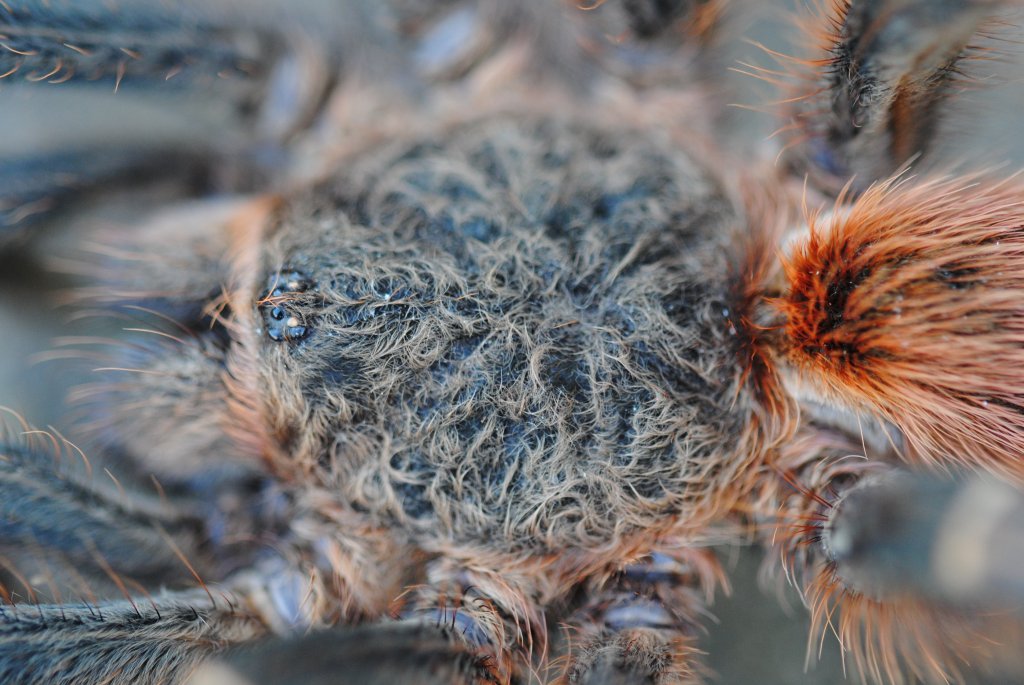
<box><xmin>251</xmin><ymin>118</ymin><xmax>751</xmax><ymax>547</ymax></box>
<box><xmin>1</xmin><ymin>1</ymin><xmax>1023</xmax><ymax>684</ymax></box>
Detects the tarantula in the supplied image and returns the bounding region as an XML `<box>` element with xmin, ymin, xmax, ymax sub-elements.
<box><xmin>1</xmin><ymin>0</ymin><xmax>1024</xmax><ymax>683</ymax></box>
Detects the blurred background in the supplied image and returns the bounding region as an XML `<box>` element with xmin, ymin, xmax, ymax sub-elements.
<box><xmin>1</xmin><ymin>1</ymin><xmax>1023</xmax><ymax>683</ymax></box>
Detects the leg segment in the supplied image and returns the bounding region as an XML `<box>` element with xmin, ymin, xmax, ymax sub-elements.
<box><xmin>561</xmin><ymin>549</ymin><xmax>721</xmax><ymax>685</ymax></box>
<box><xmin>783</xmin><ymin>0</ymin><xmax>1012</xmax><ymax>192</ymax></box>
<box><xmin>0</xmin><ymin>1</ymin><xmax>273</xmax><ymax>235</ymax></box>
<box><xmin>397</xmin><ymin>561</ymin><xmax>532</xmax><ymax>684</ymax></box>
<box><xmin>187</xmin><ymin>622</ymin><xmax>494</xmax><ymax>685</ymax></box>
<box><xmin>0</xmin><ymin>425</ymin><xmax>286</xmax><ymax>601</ymax></box>
<box><xmin>826</xmin><ymin>470</ymin><xmax>1024</xmax><ymax>607</ymax></box>
<box><xmin>0</xmin><ymin>150</ymin><xmax>212</xmax><ymax>235</ymax></box>
<box><xmin>0</xmin><ymin>434</ymin><xmax>352</xmax><ymax>682</ymax></box>
<box><xmin>0</xmin><ymin>589</ymin><xmax>266</xmax><ymax>685</ymax></box>
<box><xmin>768</xmin><ymin>174</ymin><xmax>1024</xmax><ymax>481</ymax></box>
<box><xmin>0</xmin><ymin>437</ymin><xmax>215</xmax><ymax>589</ymax></box>
<box><xmin>753</xmin><ymin>165</ymin><xmax>1024</xmax><ymax>679</ymax></box>
<box><xmin>0</xmin><ymin>1</ymin><xmax>336</xmax><ymax>234</ymax></box>
<box><xmin>0</xmin><ymin>2</ymin><xmax>280</xmax><ymax>92</ymax></box>
<box><xmin>757</xmin><ymin>425</ymin><xmax>1024</xmax><ymax>684</ymax></box>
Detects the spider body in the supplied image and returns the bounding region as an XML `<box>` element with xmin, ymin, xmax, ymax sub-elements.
<box><xmin>2</xmin><ymin>1</ymin><xmax>1024</xmax><ymax>684</ymax></box>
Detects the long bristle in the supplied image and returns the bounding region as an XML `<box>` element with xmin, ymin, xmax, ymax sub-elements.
<box><xmin>777</xmin><ymin>174</ymin><xmax>1024</xmax><ymax>480</ymax></box>
<box><xmin>740</xmin><ymin>0</ymin><xmax>849</xmax><ymax>105</ymax></box>
<box><xmin>757</xmin><ymin>439</ymin><xmax>1020</xmax><ymax>684</ymax></box>
<box><xmin>803</xmin><ymin>561</ymin><xmax>1015</xmax><ymax>685</ymax></box>
<box><xmin>745</xmin><ymin>0</ymin><xmax>1013</xmax><ymax>191</ymax></box>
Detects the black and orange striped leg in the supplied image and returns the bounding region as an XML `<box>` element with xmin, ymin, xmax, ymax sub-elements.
<box><xmin>782</xmin><ymin>0</ymin><xmax>1012</xmax><ymax>192</ymax></box>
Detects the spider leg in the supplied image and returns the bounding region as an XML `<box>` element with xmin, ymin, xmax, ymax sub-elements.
<box><xmin>825</xmin><ymin>470</ymin><xmax>1024</xmax><ymax>607</ymax></box>
<box><xmin>756</xmin><ymin>425</ymin><xmax>1024</xmax><ymax>683</ymax></box>
<box><xmin>0</xmin><ymin>2</ymin><xmax>284</xmax><ymax>94</ymax></box>
<box><xmin>746</xmin><ymin>161</ymin><xmax>1024</xmax><ymax>679</ymax></box>
<box><xmin>782</xmin><ymin>0</ymin><xmax>1013</xmax><ymax>192</ymax></box>
<box><xmin>0</xmin><ymin>435</ymin><xmax>319</xmax><ymax>683</ymax></box>
<box><xmin>0</xmin><ymin>150</ymin><xmax>218</xmax><ymax>237</ymax></box>
<box><xmin>0</xmin><ymin>0</ymin><xmax>351</xmax><ymax>136</ymax></box>
<box><xmin>0</xmin><ymin>1</ymin><xmax>267</xmax><ymax>235</ymax></box>
<box><xmin>394</xmin><ymin>561</ymin><xmax>533</xmax><ymax>684</ymax></box>
<box><xmin>0</xmin><ymin>0</ymin><xmax>342</xmax><ymax>235</ymax></box>
<box><xmin>0</xmin><ymin>437</ymin><xmax>221</xmax><ymax>591</ymax></box>
<box><xmin>0</xmin><ymin>586</ymin><xmax>267</xmax><ymax>685</ymax></box>
<box><xmin>0</xmin><ymin>412</ymin><xmax>292</xmax><ymax>601</ymax></box>
<box><xmin>187</xmin><ymin>622</ymin><xmax>494</xmax><ymax>685</ymax></box>
<box><xmin>559</xmin><ymin>549</ymin><xmax>721</xmax><ymax>685</ymax></box>
<box><xmin>764</xmin><ymin>173</ymin><xmax>1024</xmax><ymax>480</ymax></box>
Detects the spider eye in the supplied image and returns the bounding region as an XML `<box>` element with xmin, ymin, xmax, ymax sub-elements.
<box><xmin>265</xmin><ymin>269</ymin><xmax>315</xmax><ymax>297</ymax></box>
<box><xmin>264</xmin><ymin>314</ymin><xmax>309</xmax><ymax>342</ymax></box>
<box><xmin>259</xmin><ymin>268</ymin><xmax>316</xmax><ymax>342</ymax></box>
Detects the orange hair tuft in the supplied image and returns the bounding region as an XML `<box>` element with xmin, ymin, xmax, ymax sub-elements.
<box><xmin>777</xmin><ymin>175</ymin><xmax>1024</xmax><ymax>480</ymax></box>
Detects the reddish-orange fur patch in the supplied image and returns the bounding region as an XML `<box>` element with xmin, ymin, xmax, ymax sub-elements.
<box><xmin>778</xmin><ymin>175</ymin><xmax>1024</xmax><ymax>480</ymax></box>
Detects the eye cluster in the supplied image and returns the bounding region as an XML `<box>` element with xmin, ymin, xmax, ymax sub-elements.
<box><xmin>259</xmin><ymin>269</ymin><xmax>317</xmax><ymax>342</ymax></box>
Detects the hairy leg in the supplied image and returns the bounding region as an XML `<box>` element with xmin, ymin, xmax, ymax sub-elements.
<box><xmin>764</xmin><ymin>172</ymin><xmax>1024</xmax><ymax>480</ymax></box>
<box><xmin>825</xmin><ymin>470</ymin><xmax>1024</xmax><ymax>607</ymax></box>
<box><xmin>0</xmin><ymin>436</ymin><xmax>220</xmax><ymax>591</ymax></box>
<box><xmin>0</xmin><ymin>434</ymin><xmax>324</xmax><ymax>684</ymax></box>
<box><xmin>558</xmin><ymin>549</ymin><xmax>722</xmax><ymax>685</ymax></box>
<box><xmin>756</xmin><ymin>425</ymin><xmax>1024</xmax><ymax>683</ymax></box>
<box><xmin>187</xmin><ymin>622</ymin><xmax>494</xmax><ymax>685</ymax></box>
<box><xmin>396</xmin><ymin>560</ymin><xmax>536</xmax><ymax>684</ymax></box>
<box><xmin>0</xmin><ymin>0</ymin><xmax>342</xmax><ymax>234</ymax></box>
<box><xmin>782</xmin><ymin>0</ymin><xmax>1013</xmax><ymax>192</ymax></box>
<box><xmin>0</xmin><ymin>589</ymin><xmax>266</xmax><ymax>685</ymax></box>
